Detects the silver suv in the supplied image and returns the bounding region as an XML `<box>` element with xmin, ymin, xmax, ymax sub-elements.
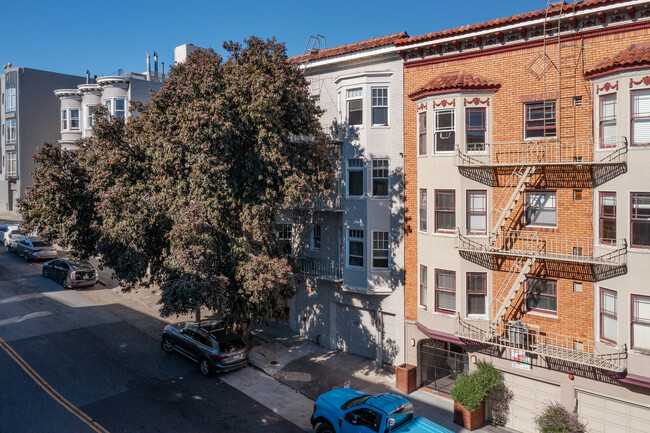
<box><xmin>161</xmin><ymin>320</ymin><xmax>249</xmax><ymax>376</ymax></box>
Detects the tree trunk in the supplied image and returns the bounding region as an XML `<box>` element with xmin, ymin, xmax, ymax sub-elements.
<box><xmin>195</xmin><ymin>305</ymin><xmax>201</xmax><ymax>322</ymax></box>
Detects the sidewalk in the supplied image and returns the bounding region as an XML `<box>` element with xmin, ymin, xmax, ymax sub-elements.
<box><xmin>250</xmin><ymin>321</ymin><xmax>513</xmax><ymax>433</ymax></box>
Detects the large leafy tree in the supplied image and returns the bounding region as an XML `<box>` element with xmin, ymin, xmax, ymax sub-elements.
<box><xmin>22</xmin><ymin>37</ymin><xmax>331</xmax><ymax>334</ymax></box>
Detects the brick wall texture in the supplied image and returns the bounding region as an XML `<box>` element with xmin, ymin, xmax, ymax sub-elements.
<box><xmin>403</xmin><ymin>24</ymin><xmax>650</xmax><ymax>340</ymax></box>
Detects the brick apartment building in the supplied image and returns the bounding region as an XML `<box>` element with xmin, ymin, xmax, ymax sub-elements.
<box><xmin>397</xmin><ymin>1</ymin><xmax>650</xmax><ymax>431</ymax></box>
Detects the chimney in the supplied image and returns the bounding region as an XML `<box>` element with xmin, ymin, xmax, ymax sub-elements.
<box><xmin>86</xmin><ymin>69</ymin><xmax>90</xmax><ymax>84</ymax></box>
<box><xmin>161</xmin><ymin>62</ymin><xmax>165</xmax><ymax>81</ymax></box>
<box><xmin>154</xmin><ymin>51</ymin><xmax>158</xmax><ymax>81</ymax></box>
<box><xmin>146</xmin><ymin>52</ymin><xmax>151</xmax><ymax>81</ymax></box>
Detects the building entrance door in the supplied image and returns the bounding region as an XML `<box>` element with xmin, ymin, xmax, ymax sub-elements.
<box><xmin>419</xmin><ymin>339</ymin><xmax>468</xmax><ymax>395</ymax></box>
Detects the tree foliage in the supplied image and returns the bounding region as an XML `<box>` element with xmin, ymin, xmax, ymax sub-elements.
<box><xmin>20</xmin><ymin>37</ymin><xmax>332</xmax><ymax>333</ymax></box>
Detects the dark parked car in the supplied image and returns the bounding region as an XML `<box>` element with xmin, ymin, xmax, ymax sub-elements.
<box><xmin>42</xmin><ymin>259</ymin><xmax>98</xmax><ymax>289</ymax></box>
<box><xmin>161</xmin><ymin>320</ymin><xmax>249</xmax><ymax>376</ymax></box>
<box><xmin>11</xmin><ymin>237</ymin><xmax>57</xmax><ymax>261</ymax></box>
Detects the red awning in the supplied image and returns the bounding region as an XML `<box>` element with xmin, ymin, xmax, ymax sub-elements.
<box><xmin>416</xmin><ymin>321</ymin><xmax>465</xmax><ymax>346</ymax></box>
<box><xmin>619</xmin><ymin>373</ymin><xmax>650</xmax><ymax>389</ymax></box>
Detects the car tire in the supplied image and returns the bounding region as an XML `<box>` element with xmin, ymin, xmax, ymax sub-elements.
<box><xmin>42</xmin><ymin>267</ymin><xmax>49</xmax><ymax>278</ymax></box>
<box><xmin>23</xmin><ymin>253</ymin><xmax>30</xmax><ymax>262</ymax></box>
<box><xmin>316</xmin><ymin>421</ymin><xmax>335</xmax><ymax>433</ymax></box>
<box><xmin>161</xmin><ymin>336</ymin><xmax>174</xmax><ymax>353</ymax></box>
<box><xmin>199</xmin><ymin>358</ymin><xmax>212</xmax><ymax>377</ymax></box>
<box><xmin>62</xmin><ymin>277</ymin><xmax>70</xmax><ymax>290</ymax></box>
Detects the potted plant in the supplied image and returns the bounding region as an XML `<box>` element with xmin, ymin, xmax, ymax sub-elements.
<box><xmin>450</xmin><ymin>361</ymin><xmax>503</xmax><ymax>430</ymax></box>
<box><xmin>534</xmin><ymin>401</ymin><xmax>587</xmax><ymax>433</ymax></box>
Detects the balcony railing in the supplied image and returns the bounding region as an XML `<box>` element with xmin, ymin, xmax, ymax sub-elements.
<box><xmin>456</xmin><ymin>316</ymin><xmax>626</xmax><ymax>372</ymax></box>
<box><xmin>456</xmin><ymin>229</ymin><xmax>627</xmax><ymax>266</ymax></box>
<box><xmin>456</xmin><ymin>138</ymin><xmax>627</xmax><ymax>167</ymax></box>
<box><xmin>292</xmin><ymin>192</ymin><xmax>343</xmax><ymax>212</ymax></box>
<box><xmin>296</xmin><ymin>257</ymin><xmax>343</xmax><ymax>282</ymax></box>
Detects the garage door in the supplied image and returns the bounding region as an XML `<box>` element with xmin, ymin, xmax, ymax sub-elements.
<box><xmin>336</xmin><ymin>305</ymin><xmax>376</xmax><ymax>360</ymax></box>
<box><xmin>381</xmin><ymin>313</ymin><xmax>396</xmax><ymax>364</ymax></box>
<box><xmin>577</xmin><ymin>391</ymin><xmax>650</xmax><ymax>433</ymax></box>
<box><xmin>489</xmin><ymin>373</ymin><xmax>561</xmax><ymax>433</ymax></box>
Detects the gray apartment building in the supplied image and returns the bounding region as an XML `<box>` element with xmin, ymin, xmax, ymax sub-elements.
<box><xmin>281</xmin><ymin>33</ymin><xmax>408</xmax><ymax>366</ymax></box>
<box><xmin>1</xmin><ymin>67</ymin><xmax>85</xmax><ymax>211</ymax></box>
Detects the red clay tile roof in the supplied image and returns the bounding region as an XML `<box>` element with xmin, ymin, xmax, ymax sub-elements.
<box><xmin>585</xmin><ymin>42</ymin><xmax>650</xmax><ymax>78</ymax></box>
<box><xmin>409</xmin><ymin>71</ymin><xmax>501</xmax><ymax>100</ymax></box>
<box><xmin>396</xmin><ymin>0</ymin><xmax>629</xmax><ymax>47</ymax></box>
<box><xmin>289</xmin><ymin>32</ymin><xmax>408</xmax><ymax>64</ymax></box>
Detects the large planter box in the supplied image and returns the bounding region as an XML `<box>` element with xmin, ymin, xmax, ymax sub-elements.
<box><xmin>453</xmin><ymin>401</ymin><xmax>485</xmax><ymax>431</ymax></box>
<box><xmin>395</xmin><ymin>364</ymin><xmax>417</xmax><ymax>394</ymax></box>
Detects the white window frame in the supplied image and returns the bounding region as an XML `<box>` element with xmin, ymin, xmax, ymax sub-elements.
<box><xmin>6</xmin><ymin>152</ymin><xmax>17</xmax><ymax>177</ymax></box>
<box><xmin>70</xmin><ymin>109</ymin><xmax>80</xmax><ymax>130</ymax></box>
<box><xmin>524</xmin><ymin>101</ymin><xmax>556</xmax><ymax>139</ymax></box>
<box><xmin>466</xmin><ymin>272</ymin><xmax>487</xmax><ymax>318</ymax></box>
<box><xmin>631</xmin><ymin>294</ymin><xmax>650</xmax><ymax>351</ymax></box>
<box><xmin>347</xmin><ymin>229</ymin><xmax>364</xmax><ymax>269</ymax></box>
<box><xmin>6</xmin><ymin>87</ymin><xmax>16</xmax><ymax>112</ymax></box>
<box><xmin>86</xmin><ymin>104</ymin><xmax>97</xmax><ymax>129</ymax></box>
<box><xmin>346</xmin><ymin>158</ymin><xmax>364</xmax><ymax>198</ymax></box>
<box><xmin>312</xmin><ymin>224</ymin><xmax>321</xmax><ymax>250</ymax></box>
<box><xmin>346</xmin><ymin>88</ymin><xmax>363</xmax><ymax>127</ymax></box>
<box><xmin>371</xmin><ymin>231</ymin><xmax>389</xmax><ymax>270</ymax></box>
<box><xmin>599</xmin><ymin>94</ymin><xmax>617</xmax><ymax>149</ymax></box>
<box><xmin>419</xmin><ymin>265</ymin><xmax>428</xmax><ymax>309</ymax></box>
<box><xmin>371</xmin><ymin>158</ymin><xmax>389</xmax><ymax>198</ymax></box>
<box><xmin>525</xmin><ymin>190</ymin><xmax>557</xmax><ymax>228</ymax></box>
<box><xmin>61</xmin><ymin>109</ymin><xmax>68</xmax><ymax>131</ymax></box>
<box><xmin>632</xmin><ymin>89</ymin><xmax>650</xmax><ymax>147</ymax></box>
<box><xmin>467</xmin><ymin>190</ymin><xmax>487</xmax><ymax>235</ymax></box>
<box><xmin>103</xmin><ymin>97</ymin><xmax>127</xmax><ymax>119</ymax></box>
<box><xmin>371</xmin><ymin>87</ymin><xmax>389</xmax><ymax>126</ymax></box>
<box><xmin>418</xmin><ymin>110</ymin><xmax>427</xmax><ymax>156</ymax></box>
<box><xmin>419</xmin><ymin>188</ymin><xmax>427</xmax><ymax>233</ymax></box>
<box><xmin>434</xmin><ymin>109</ymin><xmax>455</xmax><ymax>154</ymax></box>
<box><xmin>599</xmin><ymin>287</ymin><xmax>617</xmax><ymax>344</ymax></box>
<box><xmin>6</xmin><ymin>119</ymin><xmax>16</xmax><ymax>143</ymax></box>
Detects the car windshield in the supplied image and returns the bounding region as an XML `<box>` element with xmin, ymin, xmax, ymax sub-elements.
<box><xmin>10</xmin><ymin>231</ymin><xmax>22</xmax><ymax>237</ymax></box>
<box><xmin>341</xmin><ymin>395</ymin><xmax>371</xmax><ymax>410</ymax></box>
<box><xmin>387</xmin><ymin>403</ymin><xmax>414</xmax><ymax>431</ymax></box>
<box><xmin>32</xmin><ymin>241</ymin><xmax>51</xmax><ymax>247</ymax></box>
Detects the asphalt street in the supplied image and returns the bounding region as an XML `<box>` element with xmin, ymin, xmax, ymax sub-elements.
<box><xmin>0</xmin><ymin>242</ymin><xmax>303</xmax><ymax>433</ymax></box>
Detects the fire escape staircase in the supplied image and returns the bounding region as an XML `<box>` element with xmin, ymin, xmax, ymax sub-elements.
<box><xmin>491</xmin><ymin>165</ymin><xmax>536</xmax><ymax>242</ymax></box>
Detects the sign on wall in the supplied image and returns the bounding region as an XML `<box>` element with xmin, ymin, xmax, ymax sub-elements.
<box><xmin>511</xmin><ymin>349</ymin><xmax>531</xmax><ymax>370</ymax></box>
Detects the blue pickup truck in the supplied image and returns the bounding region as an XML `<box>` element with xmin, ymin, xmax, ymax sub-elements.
<box><xmin>310</xmin><ymin>388</ymin><xmax>453</xmax><ymax>433</ymax></box>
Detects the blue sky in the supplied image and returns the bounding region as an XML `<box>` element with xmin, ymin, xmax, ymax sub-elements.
<box><xmin>4</xmin><ymin>0</ymin><xmax>552</xmax><ymax>77</ymax></box>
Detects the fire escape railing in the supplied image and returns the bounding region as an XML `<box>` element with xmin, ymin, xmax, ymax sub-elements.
<box><xmin>296</xmin><ymin>257</ymin><xmax>343</xmax><ymax>282</ymax></box>
<box><xmin>456</xmin><ymin>316</ymin><xmax>626</xmax><ymax>372</ymax></box>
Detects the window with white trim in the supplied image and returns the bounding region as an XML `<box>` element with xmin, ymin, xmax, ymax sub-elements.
<box><xmin>525</xmin><ymin>191</ymin><xmax>557</xmax><ymax>227</ymax></box>
<box><xmin>599</xmin><ymin>94</ymin><xmax>617</xmax><ymax>149</ymax></box>
<box><xmin>276</xmin><ymin>223</ymin><xmax>292</xmax><ymax>255</ymax></box>
<box><xmin>631</xmin><ymin>192</ymin><xmax>650</xmax><ymax>248</ymax></box>
<box><xmin>7</xmin><ymin>152</ymin><xmax>17</xmax><ymax>177</ymax></box>
<box><xmin>347</xmin><ymin>88</ymin><xmax>362</xmax><ymax>126</ymax></box>
<box><xmin>435</xmin><ymin>269</ymin><xmax>455</xmax><ymax>314</ymax></box>
<box><xmin>372</xmin><ymin>159</ymin><xmax>388</xmax><ymax>197</ymax></box>
<box><xmin>312</xmin><ymin>224</ymin><xmax>321</xmax><ymax>250</ymax></box>
<box><xmin>600</xmin><ymin>288</ymin><xmax>617</xmax><ymax>344</ymax></box>
<box><xmin>632</xmin><ymin>294</ymin><xmax>650</xmax><ymax>351</ymax></box>
<box><xmin>632</xmin><ymin>90</ymin><xmax>650</xmax><ymax>146</ymax></box>
<box><xmin>419</xmin><ymin>189</ymin><xmax>427</xmax><ymax>232</ymax></box>
<box><xmin>70</xmin><ymin>109</ymin><xmax>80</xmax><ymax>130</ymax></box>
<box><xmin>418</xmin><ymin>111</ymin><xmax>427</xmax><ymax>155</ymax></box>
<box><xmin>86</xmin><ymin>105</ymin><xmax>97</xmax><ymax>129</ymax></box>
<box><xmin>466</xmin><ymin>107</ymin><xmax>486</xmax><ymax>152</ymax></box>
<box><xmin>104</xmin><ymin>98</ymin><xmax>126</xmax><ymax>119</ymax></box>
<box><xmin>467</xmin><ymin>190</ymin><xmax>487</xmax><ymax>235</ymax></box>
<box><xmin>525</xmin><ymin>101</ymin><xmax>556</xmax><ymax>138</ymax></box>
<box><xmin>467</xmin><ymin>272</ymin><xmax>487</xmax><ymax>316</ymax></box>
<box><xmin>5</xmin><ymin>87</ymin><xmax>16</xmax><ymax>112</ymax></box>
<box><xmin>371</xmin><ymin>87</ymin><xmax>388</xmax><ymax>126</ymax></box>
<box><xmin>526</xmin><ymin>278</ymin><xmax>557</xmax><ymax>313</ymax></box>
<box><xmin>420</xmin><ymin>265</ymin><xmax>428</xmax><ymax>308</ymax></box>
<box><xmin>104</xmin><ymin>99</ymin><xmax>112</xmax><ymax>118</ymax></box>
<box><xmin>434</xmin><ymin>109</ymin><xmax>455</xmax><ymax>153</ymax></box>
<box><xmin>6</xmin><ymin>119</ymin><xmax>16</xmax><ymax>143</ymax></box>
<box><xmin>372</xmin><ymin>231</ymin><xmax>389</xmax><ymax>269</ymax></box>
<box><xmin>61</xmin><ymin>109</ymin><xmax>68</xmax><ymax>131</ymax></box>
<box><xmin>348</xmin><ymin>229</ymin><xmax>364</xmax><ymax>268</ymax></box>
<box><xmin>347</xmin><ymin>159</ymin><xmax>364</xmax><ymax>197</ymax></box>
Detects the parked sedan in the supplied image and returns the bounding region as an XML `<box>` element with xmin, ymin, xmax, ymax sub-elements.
<box><xmin>161</xmin><ymin>320</ymin><xmax>249</xmax><ymax>376</ymax></box>
<box><xmin>11</xmin><ymin>237</ymin><xmax>57</xmax><ymax>262</ymax></box>
<box><xmin>42</xmin><ymin>259</ymin><xmax>97</xmax><ymax>289</ymax></box>
<box><xmin>4</xmin><ymin>228</ymin><xmax>22</xmax><ymax>248</ymax></box>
